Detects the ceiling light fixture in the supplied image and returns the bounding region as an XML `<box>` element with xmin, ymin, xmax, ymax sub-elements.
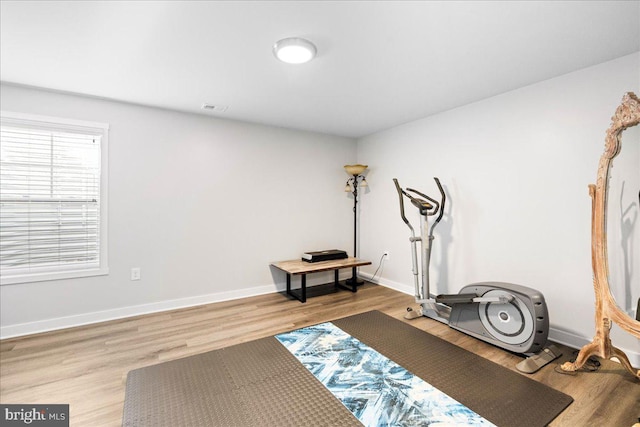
<box><xmin>273</xmin><ymin>37</ymin><xmax>317</xmax><ymax>64</ymax></box>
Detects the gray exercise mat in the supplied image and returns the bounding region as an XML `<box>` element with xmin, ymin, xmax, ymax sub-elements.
<box><xmin>333</xmin><ymin>310</ymin><xmax>573</xmax><ymax>427</ymax></box>
<box><xmin>123</xmin><ymin>310</ymin><xmax>572</xmax><ymax>426</ymax></box>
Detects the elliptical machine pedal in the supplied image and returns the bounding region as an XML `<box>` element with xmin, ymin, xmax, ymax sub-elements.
<box><xmin>405</xmin><ymin>306</ymin><xmax>422</xmax><ymax>320</ymax></box>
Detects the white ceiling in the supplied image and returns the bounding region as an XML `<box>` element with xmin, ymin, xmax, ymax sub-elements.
<box><xmin>1</xmin><ymin>1</ymin><xmax>639</xmax><ymax>138</ymax></box>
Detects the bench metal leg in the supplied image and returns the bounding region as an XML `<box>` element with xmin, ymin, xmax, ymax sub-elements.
<box><xmin>286</xmin><ymin>267</ymin><xmax>362</xmax><ymax>303</ymax></box>
<box><xmin>336</xmin><ymin>267</ymin><xmax>358</xmax><ymax>293</ymax></box>
<box><xmin>286</xmin><ymin>273</ymin><xmax>307</xmax><ymax>303</ymax></box>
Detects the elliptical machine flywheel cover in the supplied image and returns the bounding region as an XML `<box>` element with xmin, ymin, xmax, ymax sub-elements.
<box><xmin>477</xmin><ymin>289</ymin><xmax>534</xmax><ymax>345</ymax></box>
<box><xmin>448</xmin><ymin>282</ymin><xmax>549</xmax><ymax>355</ymax></box>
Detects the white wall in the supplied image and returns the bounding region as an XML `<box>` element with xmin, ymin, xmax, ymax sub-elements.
<box><xmin>0</xmin><ymin>84</ymin><xmax>357</xmax><ymax>337</ymax></box>
<box><xmin>357</xmin><ymin>53</ymin><xmax>640</xmax><ymax>365</ymax></box>
<box><xmin>2</xmin><ymin>55</ymin><xmax>639</xmax><ymax>367</ymax></box>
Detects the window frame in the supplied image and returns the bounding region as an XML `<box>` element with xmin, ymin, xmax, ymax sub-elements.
<box><xmin>0</xmin><ymin>111</ymin><xmax>109</xmax><ymax>285</ymax></box>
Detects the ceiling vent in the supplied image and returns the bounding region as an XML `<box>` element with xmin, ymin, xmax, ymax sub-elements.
<box><xmin>201</xmin><ymin>103</ymin><xmax>228</xmax><ymax>113</ymax></box>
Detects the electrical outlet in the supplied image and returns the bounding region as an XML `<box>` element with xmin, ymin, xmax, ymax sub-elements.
<box><xmin>131</xmin><ymin>267</ymin><xmax>141</xmax><ymax>281</ymax></box>
<box><xmin>383</xmin><ymin>251</ymin><xmax>390</xmax><ymax>260</ymax></box>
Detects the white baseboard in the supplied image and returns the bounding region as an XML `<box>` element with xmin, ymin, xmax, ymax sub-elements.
<box><xmin>361</xmin><ymin>272</ymin><xmax>640</xmax><ymax>369</ymax></box>
<box><xmin>0</xmin><ymin>283</ymin><xmax>279</xmax><ymax>339</ymax></box>
<box><xmin>3</xmin><ymin>274</ymin><xmax>639</xmax><ymax>369</ymax></box>
<box><xmin>0</xmin><ymin>270</ymin><xmax>351</xmax><ymax>339</ymax></box>
<box><xmin>549</xmin><ymin>326</ymin><xmax>640</xmax><ymax>369</ymax></box>
<box><xmin>359</xmin><ymin>272</ymin><xmax>414</xmax><ymax>296</ymax></box>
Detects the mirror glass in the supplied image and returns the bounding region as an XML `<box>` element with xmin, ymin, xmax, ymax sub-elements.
<box><xmin>606</xmin><ymin>123</ymin><xmax>640</xmax><ymax>319</ymax></box>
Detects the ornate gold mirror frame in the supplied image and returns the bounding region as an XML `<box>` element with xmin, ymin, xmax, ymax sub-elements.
<box><xmin>560</xmin><ymin>92</ymin><xmax>640</xmax><ymax>379</ymax></box>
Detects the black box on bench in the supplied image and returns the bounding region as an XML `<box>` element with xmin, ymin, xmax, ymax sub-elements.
<box><xmin>301</xmin><ymin>249</ymin><xmax>348</xmax><ymax>263</ymax></box>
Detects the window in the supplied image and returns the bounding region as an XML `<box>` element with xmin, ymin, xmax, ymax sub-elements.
<box><xmin>0</xmin><ymin>111</ymin><xmax>108</xmax><ymax>285</ymax></box>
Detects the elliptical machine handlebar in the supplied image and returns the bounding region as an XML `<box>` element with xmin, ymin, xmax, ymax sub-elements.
<box><xmin>432</xmin><ymin>177</ymin><xmax>446</xmax><ymax>226</ymax></box>
<box><xmin>406</xmin><ymin>187</ymin><xmax>440</xmax><ymax>216</ymax></box>
<box><xmin>393</xmin><ymin>177</ymin><xmax>446</xmax><ymax>306</ymax></box>
<box><xmin>393</xmin><ymin>178</ymin><xmax>414</xmax><ymax>235</ymax></box>
<box><xmin>394</xmin><ymin>177</ymin><xmax>446</xmax><ymax>231</ymax></box>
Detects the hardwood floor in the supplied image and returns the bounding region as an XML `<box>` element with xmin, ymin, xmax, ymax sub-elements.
<box><xmin>1</xmin><ymin>283</ymin><xmax>639</xmax><ymax>426</ymax></box>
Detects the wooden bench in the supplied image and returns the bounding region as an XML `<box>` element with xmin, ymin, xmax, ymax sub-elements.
<box><xmin>271</xmin><ymin>257</ymin><xmax>372</xmax><ymax>303</ymax></box>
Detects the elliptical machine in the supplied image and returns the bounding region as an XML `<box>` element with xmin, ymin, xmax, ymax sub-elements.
<box><xmin>393</xmin><ymin>177</ymin><xmax>453</xmax><ymax>322</ymax></box>
<box><xmin>393</xmin><ymin>177</ymin><xmax>561</xmax><ymax>373</ymax></box>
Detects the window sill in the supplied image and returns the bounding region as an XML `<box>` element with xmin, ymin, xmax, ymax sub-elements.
<box><xmin>0</xmin><ymin>267</ymin><xmax>109</xmax><ymax>285</ymax></box>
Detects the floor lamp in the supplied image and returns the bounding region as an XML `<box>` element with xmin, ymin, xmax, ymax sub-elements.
<box><xmin>344</xmin><ymin>164</ymin><xmax>368</xmax><ymax>287</ymax></box>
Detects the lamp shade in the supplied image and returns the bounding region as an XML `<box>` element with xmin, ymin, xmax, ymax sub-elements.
<box><xmin>344</xmin><ymin>164</ymin><xmax>368</xmax><ymax>175</ymax></box>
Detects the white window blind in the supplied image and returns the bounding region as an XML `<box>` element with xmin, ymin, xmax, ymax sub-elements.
<box><xmin>0</xmin><ymin>112</ymin><xmax>108</xmax><ymax>284</ymax></box>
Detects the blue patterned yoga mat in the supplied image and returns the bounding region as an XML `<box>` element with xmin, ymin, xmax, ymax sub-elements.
<box><xmin>276</xmin><ymin>322</ymin><xmax>496</xmax><ymax>427</ymax></box>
